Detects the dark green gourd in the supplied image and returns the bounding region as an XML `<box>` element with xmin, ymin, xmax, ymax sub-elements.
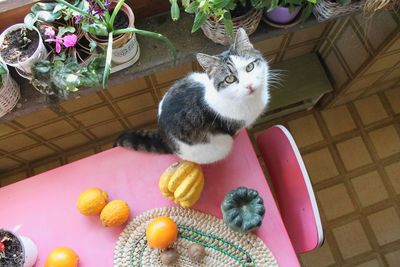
<box><xmin>221</xmin><ymin>187</ymin><xmax>265</xmax><ymax>233</ymax></box>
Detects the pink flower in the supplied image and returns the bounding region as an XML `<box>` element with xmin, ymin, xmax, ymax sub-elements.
<box><xmin>44</xmin><ymin>27</ymin><xmax>55</xmax><ymax>37</ymax></box>
<box><xmin>62</xmin><ymin>34</ymin><xmax>78</xmax><ymax>48</ymax></box>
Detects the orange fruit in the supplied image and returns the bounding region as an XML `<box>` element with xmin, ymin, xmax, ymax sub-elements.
<box><xmin>45</xmin><ymin>247</ymin><xmax>79</xmax><ymax>267</ymax></box>
<box><xmin>77</xmin><ymin>188</ymin><xmax>108</xmax><ymax>215</ymax></box>
<box><xmin>100</xmin><ymin>200</ymin><xmax>130</xmax><ymax>227</ymax></box>
<box><xmin>146</xmin><ymin>216</ymin><xmax>178</xmax><ymax>249</ymax></box>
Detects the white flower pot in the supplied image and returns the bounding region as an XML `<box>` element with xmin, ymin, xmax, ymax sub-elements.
<box><xmin>0</xmin><ymin>23</ymin><xmax>47</xmax><ymax>75</ymax></box>
<box><xmin>111</xmin><ymin>32</ymin><xmax>140</xmax><ymax>65</ymax></box>
<box><xmin>0</xmin><ymin>230</ymin><xmax>37</xmax><ymax>267</ymax></box>
<box><xmin>18</xmin><ymin>236</ymin><xmax>38</xmax><ymax>267</ymax></box>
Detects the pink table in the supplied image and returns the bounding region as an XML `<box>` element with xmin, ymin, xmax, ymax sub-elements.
<box><xmin>0</xmin><ymin>131</ymin><xmax>299</xmax><ymax>267</ymax></box>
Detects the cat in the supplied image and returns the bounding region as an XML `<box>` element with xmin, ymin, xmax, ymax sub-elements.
<box><xmin>114</xmin><ymin>28</ymin><xmax>271</xmax><ymax>164</ymax></box>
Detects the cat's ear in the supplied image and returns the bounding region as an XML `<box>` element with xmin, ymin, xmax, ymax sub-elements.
<box><xmin>233</xmin><ymin>28</ymin><xmax>253</xmax><ymax>53</ymax></box>
<box><xmin>196</xmin><ymin>53</ymin><xmax>221</xmax><ymax>75</ymax></box>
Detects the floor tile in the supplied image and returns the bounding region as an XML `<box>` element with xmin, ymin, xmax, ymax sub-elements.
<box><xmin>354</xmin><ymin>259</ymin><xmax>381</xmax><ymax>267</ymax></box>
<box><xmin>317</xmin><ymin>183</ymin><xmax>355</xmax><ymax>220</ymax></box>
<box><xmin>0</xmin><ymin>171</ymin><xmax>28</xmax><ymax>187</ymax></box>
<box><xmin>33</xmin><ymin>160</ymin><xmax>62</xmax><ymax>175</ymax></box>
<box><xmin>288</xmin><ymin>114</ymin><xmax>324</xmax><ymax>148</ymax></box>
<box><xmin>300</xmin><ymin>241</ymin><xmax>336</xmax><ymax>267</ymax></box>
<box><xmin>67</xmin><ymin>149</ymin><xmax>96</xmax><ymax>163</ymax></box>
<box><xmin>385</xmin><ymin>87</ymin><xmax>400</xmax><ymax>114</ymax></box>
<box><xmin>384</xmin><ymin>162</ymin><xmax>400</xmax><ymax>194</ymax></box>
<box><xmin>385</xmin><ymin>249</ymin><xmax>400</xmax><ymax>267</ymax></box>
<box><xmin>354</xmin><ymin>95</ymin><xmax>388</xmax><ymax>125</ymax></box>
<box><xmin>322</xmin><ymin>105</ymin><xmax>356</xmax><ymax>136</ymax></box>
<box><xmin>351</xmin><ymin>171</ymin><xmax>389</xmax><ymax>207</ymax></box>
<box><xmin>303</xmin><ymin>148</ymin><xmax>339</xmax><ymax>183</ymax></box>
<box><xmin>333</xmin><ymin>220</ymin><xmax>372</xmax><ymax>259</ymax></box>
<box><xmin>368</xmin><ymin>126</ymin><xmax>400</xmax><ymax>159</ymax></box>
<box><xmin>336</xmin><ymin>136</ymin><xmax>373</xmax><ymax>171</ymax></box>
<box><xmin>368</xmin><ymin>207</ymin><xmax>400</xmax><ymax>246</ymax></box>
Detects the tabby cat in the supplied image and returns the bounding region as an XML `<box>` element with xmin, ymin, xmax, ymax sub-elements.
<box><xmin>114</xmin><ymin>28</ymin><xmax>272</xmax><ymax>164</ymax></box>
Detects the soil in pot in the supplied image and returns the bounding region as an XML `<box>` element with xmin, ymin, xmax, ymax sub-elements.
<box><xmin>0</xmin><ymin>28</ymin><xmax>40</xmax><ymax>64</ymax></box>
<box><xmin>0</xmin><ymin>230</ymin><xmax>24</xmax><ymax>267</ymax></box>
<box><xmin>96</xmin><ymin>11</ymin><xmax>129</xmax><ymax>41</ymax></box>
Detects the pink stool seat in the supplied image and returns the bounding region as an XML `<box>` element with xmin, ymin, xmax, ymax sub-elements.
<box><xmin>257</xmin><ymin>125</ymin><xmax>324</xmax><ymax>254</ymax></box>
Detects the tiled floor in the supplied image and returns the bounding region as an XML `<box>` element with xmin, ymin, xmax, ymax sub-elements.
<box><xmin>250</xmin><ymin>88</ymin><xmax>400</xmax><ymax>267</ymax></box>
<box><xmin>2</xmin><ymin>88</ymin><xmax>400</xmax><ymax>266</ymax></box>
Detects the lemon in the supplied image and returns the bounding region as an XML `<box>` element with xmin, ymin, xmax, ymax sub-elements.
<box><xmin>77</xmin><ymin>188</ymin><xmax>108</xmax><ymax>215</ymax></box>
<box><xmin>100</xmin><ymin>200</ymin><xmax>130</xmax><ymax>227</ymax></box>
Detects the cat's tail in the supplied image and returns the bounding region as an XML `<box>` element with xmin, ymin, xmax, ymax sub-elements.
<box><xmin>113</xmin><ymin>129</ymin><xmax>173</xmax><ymax>154</ymax></box>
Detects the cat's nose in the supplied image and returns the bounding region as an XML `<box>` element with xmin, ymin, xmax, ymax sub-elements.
<box><xmin>246</xmin><ymin>85</ymin><xmax>255</xmax><ymax>94</ymax></box>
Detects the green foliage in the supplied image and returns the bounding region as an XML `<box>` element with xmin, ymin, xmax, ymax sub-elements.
<box><xmin>56</xmin><ymin>0</ymin><xmax>176</xmax><ymax>87</ymax></box>
<box><xmin>24</xmin><ymin>1</ymin><xmax>84</xmax><ymax>30</ymax></box>
<box><xmin>0</xmin><ymin>63</ymin><xmax>7</xmax><ymax>88</ymax></box>
<box><xmin>171</xmin><ymin>0</ymin><xmax>261</xmax><ymax>37</ymax></box>
<box><xmin>31</xmin><ymin>57</ymin><xmax>105</xmax><ymax>98</ymax></box>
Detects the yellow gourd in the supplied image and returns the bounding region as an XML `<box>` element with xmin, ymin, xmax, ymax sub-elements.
<box><xmin>159</xmin><ymin>161</ymin><xmax>204</xmax><ymax>208</ymax></box>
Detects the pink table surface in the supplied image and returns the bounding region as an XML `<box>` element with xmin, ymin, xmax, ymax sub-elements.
<box><xmin>0</xmin><ymin>131</ymin><xmax>299</xmax><ymax>267</ymax></box>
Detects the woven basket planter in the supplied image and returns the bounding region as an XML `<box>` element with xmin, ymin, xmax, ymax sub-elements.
<box><xmin>313</xmin><ymin>0</ymin><xmax>365</xmax><ymax>22</ymax></box>
<box><xmin>201</xmin><ymin>9</ymin><xmax>263</xmax><ymax>46</ymax></box>
<box><xmin>0</xmin><ymin>63</ymin><xmax>20</xmax><ymax>118</ymax></box>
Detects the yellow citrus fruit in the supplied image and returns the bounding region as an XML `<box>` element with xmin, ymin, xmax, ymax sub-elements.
<box><xmin>146</xmin><ymin>216</ymin><xmax>178</xmax><ymax>249</ymax></box>
<box><xmin>77</xmin><ymin>188</ymin><xmax>108</xmax><ymax>215</ymax></box>
<box><xmin>100</xmin><ymin>200</ymin><xmax>130</xmax><ymax>227</ymax></box>
<box><xmin>45</xmin><ymin>247</ymin><xmax>79</xmax><ymax>267</ymax></box>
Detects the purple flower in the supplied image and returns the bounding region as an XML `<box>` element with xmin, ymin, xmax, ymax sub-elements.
<box><xmin>93</xmin><ymin>6</ymin><xmax>104</xmax><ymax>17</ymax></box>
<box><xmin>44</xmin><ymin>27</ymin><xmax>55</xmax><ymax>37</ymax></box>
<box><xmin>74</xmin><ymin>15</ymin><xmax>83</xmax><ymax>24</ymax></box>
<box><xmin>104</xmin><ymin>0</ymin><xmax>112</xmax><ymax>10</ymax></box>
<box><xmin>63</xmin><ymin>34</ymin><xmax>78</xmax><ymax>48</ymax></box>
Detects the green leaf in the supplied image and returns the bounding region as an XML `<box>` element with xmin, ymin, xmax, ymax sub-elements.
<box><xmin>0</xmin><ymin>63</ymin><xmax>7</xmax><ymax>76</ymax></box>
<box><xmin>36</xmin><ymin>10</ymin><xmax>62</xmax><ymax>22</ymax></box>
<box><xmin>192</xmin><ymin>12</ymin><xmax>208</xmax><ymax>33</ymax></box>
<box><xmin>300</xmin><ymin>4</ymin><xmax>313</xmax><ymax>20</ymax></box>
<box><xmin>170</xmin><ymin>0</ymin><xmax>180</xmax><ymax>21</ymax></box>
<box><xmin>182</xmin><ymin>0</ymin><xmax>190</xmax><ymax>7</ymax></box>
<box><xmin>89</xmin><ymin>41</ymin><xmax>97</xmax><ymax>53</ymax></box>
<box><xmin>24</xmin><ymin>13</ymin><xmax>37</xmax><ymax>30</ymax></box>
<box><xmin>185</xmin><ymin>1</ymin><xmax>199</xmax><ymax>13</ymax></box>
<box><xmin>267</xmin><ymin>0</ymin><xmax>279</xmax><ymax>12</ymax></box>
<box><xmin>31</xmin><ymin>2</ymin><xmax>57</xmax><ymax>12</ymax></box>
<box><xmin>213</xmin><ymin>0</ymin><xmax>232</xmax><ymax>8</ymax></box>
<box><xmin>222</xmin><ymin>12</ymin><xmax>233</xmax><ymax>37</ymax></box>
<box><xmin>102</xmin><ymin>32</ymin><xmax>113</xmax><ymax>88</ymax></box>
<box><xmin>82</xmin><ymin>22</ymin><xmax>108</xmax><ymax>36</ymax></box>
<box><xmin>58</xmin><ymin>26</ymin><xmax>76</xmax><ymax>37</ymax></box>
<box><xmin>109</xmin><ymin>0</ymin><xmax>126</xmax><ymax>31</ymax></box>
<box><xmin>52</xmin><ymin>3</ymin><xmax>65</xmax><ymax>14</ymax></box>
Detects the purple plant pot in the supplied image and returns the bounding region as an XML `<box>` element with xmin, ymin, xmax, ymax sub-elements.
<box><xmin>265</xmin><ymin>6</ymin><xmax>302</xmax><ymax>25</ymax></box>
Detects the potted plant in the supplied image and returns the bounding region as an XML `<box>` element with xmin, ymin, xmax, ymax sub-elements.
<box><xmin>170</xmin><ymin>0</ymin><xmax>265</xmax><ymax>45</ymax></box>
<box><xmin>56</xmin><ymin>0</ymin><xmax>176</xmax><ymax>86</ymax></box>
<box><xmin>263</xmin><ymin>0</ymin><xmax>318</xmax><ymax>26</ymax></box>
<box><xmin>25</xmin><ymin>1</ymin><xmax>93</xmax><ymax>66</ymax></box>
<box><xmin>0</xmin><ymin>229</ymin><xmax>38</xmax><ymax>267</ymax></box>
<box><xmin>0</xmin><ymin>23</ymin><xmax>47</xmax><ymax>75</ymax></box>
<box><xmin>0</xmin><ymin>61</ymin><xmax>20</xmax><ymax>118</ymax></box>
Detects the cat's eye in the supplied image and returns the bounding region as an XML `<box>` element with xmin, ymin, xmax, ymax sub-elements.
<box><xmin>225</xmin><ymin>75</ymin><xmax>237</xmax><ymax>84</ymax></box>
<box><xmin>246</xmin><ymin>62</ymin><xmax>254</xmax><ymax>72</ymax></box>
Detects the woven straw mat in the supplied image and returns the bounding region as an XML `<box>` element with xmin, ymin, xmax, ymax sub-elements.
<box><xmin>114</xmin><ymin>207</ymin><xmax>278</xmax><ymax>267</ymax></box>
